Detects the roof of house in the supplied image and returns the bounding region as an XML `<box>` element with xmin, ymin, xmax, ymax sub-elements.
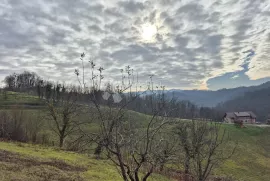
<box><xmin>225</xmin><ymin>111</ymin><xmax>256</xmax><ymax>118</ymax></box>
<box><xmin>225</xmin><ymin>112</ymin><xmax>236</xmax><ymax>118</ymax></box>
<box><xmin>248</xmin><ymin>111</ymin><xmax>257</xmax><ymax>118</ymax></box>
<box><xmin>234</xmin><ymin>112</ymin><xmax>250</xmax><ymax>117</ymax></box>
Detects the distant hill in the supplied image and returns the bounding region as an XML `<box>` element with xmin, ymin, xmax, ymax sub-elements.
<box><xmin>216</xmin><ymin>87</ymin><xmax>270</xmax><ymax>122</ymax></box>
<box><xmin>164</xmin><ymin>81</ymin><xmax>270</xmax><ymax>107</ymax></box>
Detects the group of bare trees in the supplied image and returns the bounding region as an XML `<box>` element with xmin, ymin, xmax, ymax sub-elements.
<box><xmin>0</xmin><ymin>106</ymin><xmax>44</xmax><ymax>143</ymax></box>
<box><xmin>3</xmin><ymin>71</ymin><xmax>66</xmax><ymax>102</ymax></box>
<box><xmin>61</xmin><ymin>53</ymin><xmax>235</xmax><ymax>181</ymax></box>
<box><xmin>4</xmin><ymin>71</ymin><xmax>39</xmax><ymax>91</ymax></box>
<box><xmin>175</xmin><ymin>121</ymin><xmax>236</xmax><ymax>181</ymax></box>
<box><xmin>0</xmin><ymin>52</ymin><xmax>237</xmax><ymax>181</ymax></box>
<box><xmin>87</xmin><ymin>92</ymin><xmax>172</xmax><ymax>181</ymax></box>
<box><xmin>68</xmin><ymin>53</ymin><xmax>172</xmax><ymax>180</ymax></box>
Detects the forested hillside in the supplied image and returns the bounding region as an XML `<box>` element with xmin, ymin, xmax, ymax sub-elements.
<box><xmin>2</xmin><ymin>71</ymin><xmax>216</xmax><ymax>121</ymax></box>
<box><xmin>164</xmin><ymin>81</ymin><xmax>270</xmax><ymax>107</ymax></box>
<box><xmin>216</xmin><ymin>87</ymin><xmax>270</xmax><ymax>122</ymax></box>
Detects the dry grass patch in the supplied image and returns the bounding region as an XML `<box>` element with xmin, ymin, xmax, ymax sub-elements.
<box><xmin>0</xmin><ymin>150</ymin><xmax>86</xmax><ymax>181</ymax></box>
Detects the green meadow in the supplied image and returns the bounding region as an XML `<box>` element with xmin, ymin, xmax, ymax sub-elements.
<box><xmin>0</xmin><ymin>91</ymin><xmax>270</xmax><ymax>181</ymax></box>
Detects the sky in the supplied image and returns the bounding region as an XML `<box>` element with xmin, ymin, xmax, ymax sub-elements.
<box><xmin>0</xmin><ymin>0</ymin><xmax>270</xmax><ymax>90</ymax></box>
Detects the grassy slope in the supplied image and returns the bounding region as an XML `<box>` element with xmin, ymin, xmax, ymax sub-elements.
<box><xmin>0</xmin><ymin>141</ymin><xmax>171</xmax><ymax>181</ymax></box>
<box><xmin>215</xmin><ymin>125</ymin><xmax>270</xmax><ymax>181</ymax></box>
<box><xmin>0</xmin><ymin>91</ymin><xmax>45</xmax><ymax>106</ymax></box>
<box><xmin>1</xmin><ymin>91</ymin><xmax>270</xmax><ymax>181</ymax></box>
<box><xmin>0</xmin><ymin>92</ymin><xmax>172</xmax><ymax>181</ymax></box>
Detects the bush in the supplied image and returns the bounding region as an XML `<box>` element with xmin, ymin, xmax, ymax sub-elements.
<box><xmin>9</xmin><ymin>108</ymin><xmax>28</xmax><ymax>142</ymax></box>
<box><xmin>0</xmin><ymin>108</ymin><xmax>44</xmax><ymax>143</ymax></box>
<box><xmin>25</xmin><ymin>111</ymin><xmax>44</xmax><ymax>143</ymax></box>
<box><xmin>234</xmin><ymin>120</ymin><xmax>243</xmax><ymax>128</ymax></box>
<box><xmin>0</xmin><ymin>111</ymin><xmax>10</xmax><ymax>138</ymax></box>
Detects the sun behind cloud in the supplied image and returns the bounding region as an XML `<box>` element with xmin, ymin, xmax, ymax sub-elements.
<box><xmin>141</xmin><ymin>23</ymin><xmax>157</xmax><ymax>42</ymax></box>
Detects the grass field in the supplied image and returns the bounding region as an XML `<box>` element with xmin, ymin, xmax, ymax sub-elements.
<box><xmin>1</xmin><ymin>91</ymin><xmax>270</xmax><ymax>181</ymax></box>
<box><xmin>0</xmin><ymin>141</ymin><xmax>171</xmax><ymax>181</ymax></box>
<box><xmin>215</xmin><ymin>125</ymin><xmax>270</xmax><ymax>181</ymax></box>
<box><xmin>0</xmin><ymin>91</ymin><xmax>46</xmax><ymax>109</ymax></box>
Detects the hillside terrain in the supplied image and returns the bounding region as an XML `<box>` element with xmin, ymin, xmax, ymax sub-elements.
<box><xmin>215</xmin><ymin>125</ymin><xmax>270</xmax><ymax>181</ymax></box>
<box><xmin>217</xmin><ymin>87</ymin><xmax>270</xmax><ymax>122</ymax></box>
<box><xmin>164</xmin><ymin>81</ymin><xmax>270</xmax><ymax>107</ymax></box>
<box><xmin>0</xmin><ymin>126</ymin><xmax>270</xmax><ymax>181</ymax></box>
<box><xmin>0</xmin><ymin>141</ymin><xmax>170</xmax><ymax>181</ymax></box>
<box><xmin>0</xmin><ymin>91</ymin><xmax>270</xmax><ymax>181</ymax></box>
<box><xmin>2</xmin><ymin>1</ymin><xmax>270</xmax><ymax>181</ymax></box>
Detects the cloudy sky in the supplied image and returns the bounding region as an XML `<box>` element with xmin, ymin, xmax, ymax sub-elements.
<box><xmin>0</xmin><ymin>0</ymin><xmax>270</xmax><ymax>90</ymax></box>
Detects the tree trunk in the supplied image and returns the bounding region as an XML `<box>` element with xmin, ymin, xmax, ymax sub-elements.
<box><xmin>159</xmin><ymin>161</ymin><xmax>165</xmax><ymax>172</ymax></box>
<box><xmin>115</xmin><ymin>148</ymin><xmax>129</xmax><ymax>181</ymax></box>
<box><xmin>59</xmin><ymin>134</ymin><xmax>65</xmax><ymax>148</ymax></box>
<box><xmin>134</xmin><ymin>169</ymin><xmax>140</xmax><ymax>181</ymax></box>
<box><xmin>142</xmin><ymin>166</ymin><xmax>153</xmax><ymax>181</ymax></box>
<box><xmin>184</xmin><ymin>156</ymin><xmax>190</xmax><ymax>181</ymax></box>
<box><xmin>59</xmin><ymin>119</ymin><xmax>68</xmax><ymax>148</ymax></box>
<box><xmin>119</xmin><ymin>160</ymin><xmax>128</xmax><ymax>181</ymax></box>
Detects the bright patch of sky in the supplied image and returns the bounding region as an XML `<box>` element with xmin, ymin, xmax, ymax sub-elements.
<box><xmin>0</xmin><ymin>0</ymin><xmax>270</xmax><ymax>90</ymax></box>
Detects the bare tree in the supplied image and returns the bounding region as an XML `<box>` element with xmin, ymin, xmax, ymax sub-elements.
<box><xmin>175</xmin><ymin>120</ymin><xmax>236</xmax><ymax>181</ymax></box>
<box><xmin>25</xmin><ymin>111</ymin><xmax>44</xmax><ymax>143</ymax></box>
<box><xmin>0</xmin><ymin>108</ymin><xmax>44</xmax><ymax>143</ymax></box>
<box><xmin>10</xmin><ymin>107</ymin><xmax>28</xmax><ymax>142</ymax></box>
<box><xmin>74</xmin><ymin>53</ymin><xmax>175</xmax><ymax>180</ymax></box>
<box><xmin>0</xmin><ymin>111</ymin><xmax>10</xmax><ymax>138</ymax></box>
<box><xmin>89</xmin><ymin>93</ymin><xmax>172</xmax><ymax>181</ymax></box>
<box><xmin>175</xmin><ymin>122</ymin><xmax>193</xmax><ymax>180</ymax></box>
<box><xmin>4</xmin><ymin>74</ymin><xmax>16</xmax><ymax>90</ymax></box>
<box><xmin>46</xmin><ymin>90</ymin><xmax>82</xmax><ymax>148</ymax></box>
<box><xmin>154</xmin><ymin>132</ymin><xmax>178</xmax><ymax>172</ymax></box>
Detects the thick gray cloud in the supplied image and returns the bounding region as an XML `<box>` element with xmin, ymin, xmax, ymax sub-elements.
<box><xmin>0</xmin><ymin>0</ymin><xmax>270</xmax><ymax>89</ymax></box>
<box><xmin>118</xmin><ymin>0</ymin><xmax>145</xmax><ymax>13</ymax></box>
